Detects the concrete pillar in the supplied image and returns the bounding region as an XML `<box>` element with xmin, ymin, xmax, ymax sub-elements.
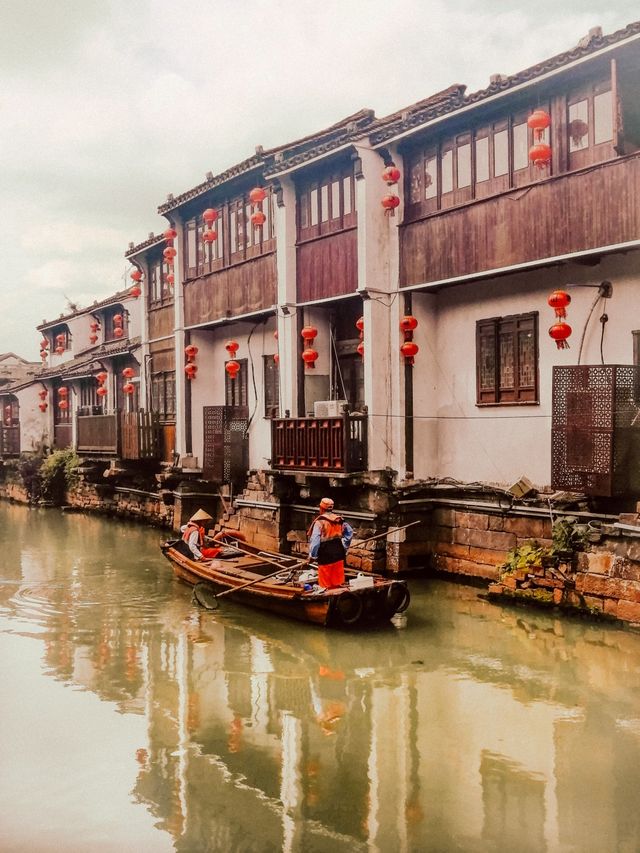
<box><xmin>274</xmin><ymin>177</ymin><xmax>299</xmax><ymax>416</ymax></box>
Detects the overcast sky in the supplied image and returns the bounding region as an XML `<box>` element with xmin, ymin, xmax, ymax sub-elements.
<box><xmin>1</xmin><ymin>0</ymin><xmax>636</xmax><ymax>358</ymax></box>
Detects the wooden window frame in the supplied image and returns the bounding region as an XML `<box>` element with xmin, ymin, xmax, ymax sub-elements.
<box><xmin>476</xmin><ymin>312</ymin><xmax>539</xmax><ymax>406</ymax></box>
<box><xmin>296</xmin><ymin>162</ymin><xmax>357</xmax><ymax>243</ymax></box>
<box><xmin>151</xmin><ymin>370</ymin><xmax>176</xmax><ymax>421</ymax></box>
<box><xmin>263</xmin><ymin>355</ymin><xmax>280</xmax><ymax>418</ymax></box>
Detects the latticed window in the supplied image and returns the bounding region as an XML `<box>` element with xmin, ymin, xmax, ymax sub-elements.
<box><xmin>476</xmin><ymin>312</ymin><xmax>538</xmax><ymax>404</ymax></box>
<box><xmin>225</xmin><ymin>359</ymin><xmax>248</xmax><ymax>408</ymax></box>
<box><xmin>151</xmin><ymin>371</ymin><xmax>176</xmax><ymax>420</ymax></box>
<box><xmin>263</xmin><ymin>356</ymin><xmax>279</xmax><ymax>418</ymax></box>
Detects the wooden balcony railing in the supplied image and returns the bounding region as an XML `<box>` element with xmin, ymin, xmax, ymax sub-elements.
<box><xmin>0</xmin><ymin>425</ymin><xmax>20</xmax><ymax>456</ymax></box>
<box><xmin>76</xmin><ymin>411</ymin><xmax>161</xmax><ymax>460</ymax></box>
<box><xmin>271</xmin><ymin>412</ymin><xmax>368</xmax><ymax>473</ymax></box>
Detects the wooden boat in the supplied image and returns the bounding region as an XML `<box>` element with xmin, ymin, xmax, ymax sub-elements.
<box><xmin>160</xmin><ymin>531</ymin><xmax>410</xmax><ymax>629</ymax></box>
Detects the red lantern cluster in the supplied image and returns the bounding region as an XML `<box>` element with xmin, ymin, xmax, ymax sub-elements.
<box><xmin>54</xmin><ymin>332</ymin><xmax>66</xmax><ymax>356</ymax></box>
<box><xmin>356</xmin><ymin>316</ymin><xmax>364</xmax><ymax>359</ymax></box>
<box><xmin>40</xmin><ymin>337</ymin><xmax>49</xmax><ymax>362</ymax></box>
<box><xmin>39</xmin><ymin>402</ymin><xmax>48</xmax><ymax>412</ymax></box>
<box><xmin>400</xmin><ymin>315</ymin><xmax>419</xmax><ymax>365</ymax></box>
<box><xmin>38</xmin><ymin>388</ymin><xmax>48</xmax><ymax>412</ymax></box>
<box><xmin>113</xmin><ymin>313</ymin><xmax>124</xmax><ymax>339</ymax></box>
<box><xmin>202</xmin><ymin>208</ymin><xmax>218</xmax><ymax>246</ymax></box>
<box><xmin>249</xmin><ymin>187</ymin><xmax>267</xmax><ymax>231</ymax></box>
<box><xmin>184</xmin><ymin>344</ymin><xmax>198</xmax><ymax>380</ymax></box>
<box><xmin>381</xmin><ymin>164</ymin><xmax>401</xmax><ymax>216</ymax></box>
<box><xmin>163</xmin><ymin>245</ymin><xmax>177</xmax><ymax>268</ymax></box>
<box><xmin>527</xmin><ymin>109</ymin><xmax>551</xmax><ymax>169</ymax></box>
<box><xmin>548</xmin><ymin>290</ymin><xmax>572</xmax><ymax>349</ymax></box>
<box><xmin>4</xmin><ymin>404</ymin><xmax>12</xmax><ymax>425</ymax></box>
<box><xmin>129</xmin><ymin>268</ymin><xmax>142</xmax><ymax>298</ymax></box>
<box><xmin>301</xmin><ymin>325</ymin><xmax>318</xmax><ymax>369</ymax></box>
<box><xmin>57</xmin><ymin>387</ymin><xmax>69</xmax><ymax>411</ymax></box>
<box><xmin>223</xmin><ymin>340</ymin><xmax>240</xmax><ymax>379</ymax></box>
<box><xmin>89</xmin><ymin>320</ymin><xmax>100</xmax><ymax>345</ymax></box>
<box><xmin>96</xmin><ymin>371</ymin><xmax>108</xmax><ymax>399</ymax></box>
<box><xmin>123</xmin><ymin>382</ymin><xmax>135</xmax><ymax>395</ymax></box>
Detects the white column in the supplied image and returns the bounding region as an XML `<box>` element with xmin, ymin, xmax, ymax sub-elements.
<box><xmin>274</xmin><ymin>177</ymin><xmax>299</xmax><ymax>416</ymax></box>
<box><xmin>171</xmin><ymin>212</ymin><xmax>188</xmax><ymax>457</ymax></box>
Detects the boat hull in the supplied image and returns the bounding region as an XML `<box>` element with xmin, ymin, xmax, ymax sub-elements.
<box><xmin>161</xmin><ymin>540</ymin><xmax>410</xmax><ymax>629</ymax></box>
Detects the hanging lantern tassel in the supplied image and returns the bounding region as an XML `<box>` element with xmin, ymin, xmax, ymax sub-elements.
<box><xmin>548</xmin><ymin>289</ymin><xmax>571</xmax><ymax>318</ymax></box>
<box><xmin>400</xmin><ymin>315</ymin><xmax>418</xmax><ymax>364</ymax></box>
<box><xmin>225</xmin><ymin>360</ymin><xmax>240</xmax><ymax>380</ymax></box>
<box><xmin>549</xmin><ymin>322</ymin><xmax>572</xmax><ymax>350</ymax></box>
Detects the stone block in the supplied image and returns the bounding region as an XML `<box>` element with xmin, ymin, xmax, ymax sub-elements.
<box><xmin>433</xmin><ymin>542</ymin><xmax>471</xmax><ymax>560</ymax></box>
<box><xmin>454</xmin><ymin>527</ymin><xmax>516</xmax><ymax>551</ymax></box>
<box><xmin>432</xmin><ymin>508</ymin><xmax>455</xmax><ymax>527</ymax></box>
<box><xmin>488</xmin><ymin>583</ymin><xmax>504</xmax><ymax>595</ymax></box>
<box><xmin>468</xmin><ymin>546</ymin><xmax>507</xmax><ymax>566</ymax></box>
<box><xmin>454</xmin><ymin>511</ymin><xmax>489</xmax><ymax>531</ymax></box>
<box><xmin>582</xmin><ymin>595</ymin><xmax>603</xmax><ymax>611</ymax></box>
<box><xmin>502</xmin><ymin>575</ymin><xmax>518</xmax><ymax>590</ymax></box>
<box><xmin>586</xmin><ymin>553</ymin><xmax>614</xmax><ymax>575</ymax></box>
<box><xmin>603</xmin><ymin>598</ymin><xmax>618</xmax><ymax>617</ymax></box>
<box><xmin>576</xmin><ymin>573</ymin><xmax>640</xmax><ymax>603</ymax></box>
<box><xmin>488</xmin><ymin>515</ymin><xmax>506</xmax><ymax>531</ymax></box>
<box><xmin>616</xmin><ymin>600</ymin><xmax>640</xmax><ymax>622</ymax></box>
<box><xmin>553</xmin><ymin>588</ymin><xmax>564</xmax><ymax>605</ymax></box>
<box><xmin>502</xmin><ymin>517</ymin><xmax>550</xmax><ymax>539</ymax></box>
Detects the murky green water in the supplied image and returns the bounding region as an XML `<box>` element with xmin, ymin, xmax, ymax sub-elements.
<box><xmin>1</xmin><ymin>503</ymin><xmax>640</xmax><ymax>852</ymax></box>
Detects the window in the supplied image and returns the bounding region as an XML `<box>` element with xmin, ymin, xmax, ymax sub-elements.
<box><xmin>476</xmin><ymin>312</ymin><xmax>538</xmax><ymax>404</ymax></box>
<box><xmin>79</xmin><ymin>379</ymin><xmax>100</xmax><ymax>413</ymax></box>
<box><xmin>225</xmin><ymin>359</ymin><xmax>248</xmax><ymax>408</ymax></box>
<box><xmin>263</xmin><ymin>356</ymin><xmax>280</xmax><ymax>418</ymax></box>
<box><xmin>149</xmin><ymin>258</ymin><xmax>172</xmax><ymax>305</ymax></box>
<box><xmin>475</xmin><ymin>136</ymin><xmax>490</xmax><ymax>183</ymax></box>
<box><xmin>151</xmin><ymin>371</ymin><xmax>176</xmax><ymax>420</ymax></box>
<box><xmin>512</xmin><ymin>122</ymin><xmax>529</xmax><ymax>171</ymax></box>
<box><xmin>568</xmin><ymin>99</ymin><xmax>589</xmax><ymax>151</ymax></box>
<box><xmin>297</xmin><ymin>161</ymin><xmax>357</xmax><ymax>241</ymax></box>
<box><xmin>493</xmin><ymin>129</ymin><xmax>509</xmax><ymax>176</ymax></box>
<box><xmin>103</xmin><ymin>306</ymin><xmax>127</xmax><ymax>342</ymax></box>
<box><xmin>568</xmin><ymin>81</ymin><xmax>614</xmax><ymax>156</ymax></box>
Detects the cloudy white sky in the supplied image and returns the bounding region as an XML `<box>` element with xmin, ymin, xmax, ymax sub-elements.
<box><xmin>1</xmin><ymin>0</ymin><xmax>637</xmax><ymax>358</ymax></box>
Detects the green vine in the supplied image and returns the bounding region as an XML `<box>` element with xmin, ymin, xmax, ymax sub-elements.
<box><xmin>40</xmin><ymin>450</ymin><xmax>80</xmax><ymax>505</ymax></box>
<box><xmin>500</xmin><ymin>516</ymin><xmax>588</xmax><ymax>580</ymax></box>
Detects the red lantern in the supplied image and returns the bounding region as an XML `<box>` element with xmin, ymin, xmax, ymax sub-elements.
<box><xmin>96</xmin><ymin>386</ymin><xmax>108</xmax><ymax>398</ymax></box>
<box><xmin>113</xmin><ymin>314</ymin><xmax>123</xmax><ymax>326</ymax></box>
<box><xmin>40</xmin><ymin>351</ymin><xmax>48</xmax><ymax>361</ymax></box>
<box><xmin>58</xmin><ymin>387</ymin><xmax>68</xmax><ymax>397</ymax></box>
<box><xmin>401</xmin><ymin>340</ymin><xmax>419</xmax><ymax>365</ymax></box>
<box><xmin>166</xmin><ymin>273</ymin><xmax>175</xmax><ymax>285</ymax></box>
<box><xmin>38</xmin><ymin>390</ymin><xmax>48</xmax><ymax>400</ymax></box>
<box><xmin>113</xmin><ymin>327</ymin><xmax>124</xmax><ymax>338</ymax></box>
<box><xmin>527</xmin><ymin>109</ymin><xmax>550</xmax><ymax>141</ymax></box>
<box><xmin>251</xmin><ymin>211</ymin><xmax>266</xmax><ymax>227</ymax></box>
<box><xmin>56</xmin><ymin>333</ymin><xmax>65</xmax><ymax>343</ymax></box>
<box><xmin>528</xmin><ymin>142</ymin><xmax>552</xmax><ymax>169</ymax></box>
<box><xmin>203</xmin><ymin>208</ymin><xmax>218</xmax><ymax>225</ymax></box>
<box><xmin>273</xmin><ymin>330</ymin><xmax>278</xmax><ymax>340</ymax></box>
<box><xmin>185</xmin><ymin>363</ymin><xmax>198</xmax><ymax>379</ymax></box>
<box><xmin>302</xmin><ymin>348</ymin><xmax>318</xmax><ymax>369</ymax></box>
<box><xmin>163</xmin><ymin>246</ymin><xmax>177</xmax><ymax>261</ymax></box>
<box><xmin>89</xmin><ymin>322</ymin><xmax>99</xmax><ymax>332</ymax></box>
<box><xmin>301</xmin><ymin>325</ymin><xmax>317</xmax><ymax>343</ymax></box>
<box><xmin>225</xmin><ymin>360</ymin><xmax>240</xmax><ymax>380</ymax></box>
<box><xmin>548</xmin><ymin>290</ymin><xmax>571</xmax><ymax>318</ymax></box>
<box><xmin>96</xmin><ymin>371</ymin><xmax>108</xmax><ymax>385</ymax></box>
<box><xmin>130</xmin><ymin>269</ymin><xmax>143</xmax><ymax>282</ymax></box>
<box><xmin>382</xmin><ymin>166</ymin><xmax>401</xmax><ymax>185</ymax></box>
<box><xmin>273</xmin><ymin>353</ymin><xmax>279</xmax><ymax>364</ymax></box>
<box><xmin>549</xmin><ymin>322</ymin><xmax>572</xmax><ymax>349</ymax></box>
<box><xmin>184</xmin><ymin>345</ymin><xmax>198</xmax><ymax>361</ymax></box>
<box><xmin>382</xmin><ymin>194</ymin><xmax>400</xmax><ymax>215</ymax></box>
<box><xmin>225</xmin><ymin>340</ymin><xmax>239</xmax><ymax>357</ymax></box>
<box><xmin>122</xmin><ymin>367</ymin><xmax>135</xmax><ymax>379</ymax></box>
<box><xmin>41</xmin><ymin>339</ymin><xmax>49</xmax><ymax>349</ymax></box>
<box><xmin>203</xmin><ymin>229</ymin><xmax>217</xmax><ymax>243</ymax></box>
<box><xmin>355</xmin><ymin>317</ymin><xmax>364</xmax><ymax>338</ymax></box>
<box><xmin>89</xmin><ymin>334</ymin><xmax>98</xmax><ymax>344</ymax></box>
<box><xmin>58</xmin><ymin>399</ymin><xmax>69</xmax><ymax>411</ymax></box>
<box><xmin>249</xmin><ymin>187</ymin><xmax>266</xmax><ymax>206</ymax></box>
<box><xmin>123</xmin><ymin>383</ymin><xmax>135</xmax><ymax>395</ymax></box>
<box><xmin>400</xmin><ymin>315</ymin><xmax>418</xmax><ymax>334</ymax></box>
<box><xmin>55</xmin><ymin>346</ymin><xmax>64</xmax><ymax>355</ymax></box>
<box><xmin>357</xmin><ymin>341</ymin><xmax>364</xmax><ymax>358</ymax></box>
<box><xmin>129</xmin><ymin>285</ymin><xmax>141</xmax><ymax>298</ymax></box>
<box><xmin>39</xmin><ymin>402</ymin><xmax>48</xmax><ymax>412</ymax></box>
<box><xmin>163</xmin><ymin>227</ymin><xmax>177</xmax><ymax>242</ymax></box>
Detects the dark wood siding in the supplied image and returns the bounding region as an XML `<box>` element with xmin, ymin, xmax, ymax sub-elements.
<box><xmin>297</xmin><ymin>228</ymin><xmax>358</xmax><ymax>302</ymax></box>
<box><xmin>184</xmin><ymin>252</ymin><xmax>277</xmax><ymax>326</ymax></box>
<box><xmin>400</xmin><ymin>153</ymin><xmax>640</xmax><ymax>286</ymax></box>
<box><xmin>148</xmin><ymin>304</ymin><xmax>174</xmax><ymax>340</ymax></box>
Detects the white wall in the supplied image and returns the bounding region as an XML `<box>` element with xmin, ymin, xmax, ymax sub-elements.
<box><xmin>16</xmin><ymin>385</ymin><xmax>49</xmax><ymax>453</ymax></box>
<box><xmin>410</xmin><ymin>252</ymin><xmax>639</xmax><ymax>489</ymax></box>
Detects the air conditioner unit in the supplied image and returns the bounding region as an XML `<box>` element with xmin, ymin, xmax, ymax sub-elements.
<box><xmin>313</xmin><ymin>400</ymin><xmax>347</xmax><ymax>418</ymax></box>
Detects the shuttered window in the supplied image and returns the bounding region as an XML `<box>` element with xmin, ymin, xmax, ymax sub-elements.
<box><xmin>225</xmin><ymin>359</ymin><xmax>248</xmax><ymax>408</ymax></box>
<box><xmin>476</xmin><ymin>312</ymin><xmax>538</xmax><ymax>404</ymax></box>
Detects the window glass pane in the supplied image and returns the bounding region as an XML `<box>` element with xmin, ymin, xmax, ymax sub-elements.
<box><xmin>187</xmin><ymin>222</ymin><xmax>196</xmax><ymax>272</ymax></box>
<box><xmin>215</xmin><ymin>213</ymin><xmax>223</xmax><ymax>260</ymax></box>
<box><xmin>321</xmin><ymin>184</ymin><xmax>329</xmax><ymax>222</ymax></box>
<box><xmin>424</xmin><ymin>155</ymin><xmax>438</xmax><ymax>199</ymax></box>
<box><xmin>441</xmin><ymin>148</ymin><xmax>453</xmax><ymax>193</ymax></box>
<box><xmin>196</xmin><ymin>220</ymin><xmax>204</xmax><ymax>269</ymax></box>
<box><xmin>262</xmin><ymin>194</ymin><xmax>270</xmax><ymax>241</ymax></box>
<box><xmin>409</xmin><ymin>159</ymin><xmax>422</xmax><ymax>203</ymax></box>
<box><xmin>479</xmin><ymin>333</ymin><xmax>495</xmax><ymax>391</ymax></box>
<box><xmin>457</xmin><ymin>143</ymin><xmax>471</xmax><ymax>188</ymax></box>
<box><xmin>494</xmin><ymin>130</ymin><xmax>508</xmax><ymax>176</ymax></box>
<box><xmin>237</xmin><ymin>204</ymin><xmax>246</xmax><ymax>251</ymax></box>
<box><xmin>342</xmin><ymin>178</ymin><xmax>351</xmax><ymax>214</ymax></box>
<box><xmin>568</xmin><ymin>100</ymin><xmax>589</xmax><ymax>151</ymax></box>
<box><xmin>300</xmin><ymin>192</ymin><xmax>308</xmax><ymax>229</ymax></box>
<box><xmin>310</xmin><ymin>188</ymin><xmax>318</xmax><ymax>225</ymax></box>
<box><xmin>518</xmin><ymin>328</ymin><xmax>535</xmax><ymax>387</ymax></box>
<box><xmin>476</xmin><ymin>137</ymin><xmax>489</xmax><ymax>183</ymax></box>
<box><xmin>594</xmin><ymin>90</ymin><xmax>613</xmax><ymax>144</ymax></box>
<box><xmin>499</xmin><ymin>331</ymin><xmax>515</xmax><ymax>389</ymax></box>
<box><xmin>331</xmin><ymin>181</ymin><xmax>340</xmax><ymax>219</ymax></box>
<box><xmin>245</xmin><ymin>203</ymin><xmax>253</xmax><ymax>247</ymax></box>
<box><xmin>513</xmin><ymin>122</ymin><xmax>529</xmax><ymax>171</ymax></box>
<box><xmin>230</xmin><ymin>209</ymin><xmax>237</xmax><ymax>253</ymax></box>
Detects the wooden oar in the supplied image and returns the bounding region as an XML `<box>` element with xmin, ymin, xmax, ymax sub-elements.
<box><xmin>354</xmin><ymin>520</ymin><xmax>422</xmax><ymax>547</ymax></box>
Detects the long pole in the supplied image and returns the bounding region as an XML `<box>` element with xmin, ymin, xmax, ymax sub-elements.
<box><xmin>355</xmin><ymin>520</ymin><xmax>421</xmax><ymax>547</ymax></box>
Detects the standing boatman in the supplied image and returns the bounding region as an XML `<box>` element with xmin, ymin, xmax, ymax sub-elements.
<box><xmin>307</xmin><ymin>497</ymin><xmax>353</xmax><ymax>589</ymax></box>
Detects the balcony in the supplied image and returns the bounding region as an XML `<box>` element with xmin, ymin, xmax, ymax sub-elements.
<box><xmin>77</xmin><ymin>411</ymin><xmax>161</xmax><ymax>460</ymax></box>
<box><xmin>271</xmin><ymin>412</ymin><xmax>368</xmax><ymax>473</ymax></box>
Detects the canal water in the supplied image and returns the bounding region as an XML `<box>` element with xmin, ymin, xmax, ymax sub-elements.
<box><xmin>1</xmin><ymin>504</ymin><xmax>640</xmax><ymax>852</ymax></box>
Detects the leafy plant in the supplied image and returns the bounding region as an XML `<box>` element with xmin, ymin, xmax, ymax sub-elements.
<box><xmin>551</xmin><ymin>516</ymin><xmax>588</xmax><ymax>554</ymax></box>
<box><xmin>40</xmin><ymin>450</ymin><xmax>80</xmax><ymax>505</ymax></box>
<box><xmin>501</xmin><ymin>541</ymin><xmax>546</xmax><ymax>577</ymax></box>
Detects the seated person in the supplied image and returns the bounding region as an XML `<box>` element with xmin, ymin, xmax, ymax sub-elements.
<box><xmin>180</xmin><ymin>508</ymin><xmax>221</xmax><ymax>560</ymax></box>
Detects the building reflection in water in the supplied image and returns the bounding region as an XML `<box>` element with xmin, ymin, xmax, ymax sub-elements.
<box><xmin>2</xmin><ymin>505</ymin><xmax>640</xmax><ymax>851</ymax></box>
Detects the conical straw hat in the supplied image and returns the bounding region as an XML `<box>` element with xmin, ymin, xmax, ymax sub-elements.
<box><xmin>190</xmin><ymin>508</ymin><xmax>213</xmax><ymax>522</ymax></box>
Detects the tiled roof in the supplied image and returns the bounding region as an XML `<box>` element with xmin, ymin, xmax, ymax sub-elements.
<box><xmin>125</xmin><ymin>232</ymin><xmax>169</xmax><ymax>259</ymax></box>
<box><xmin>37</xmin><ymin>289</ymin><xmax>133</xmax><ymax>330</ymax></box>
<box><xmin>371</xmin><ymin>20</ymin><xmax>640</xmax><ymax>145</ymax></box>
<box><xmin>35</xmin><ymin>337</ymin><xmax>141</xmax><ymax>381</ymax></box>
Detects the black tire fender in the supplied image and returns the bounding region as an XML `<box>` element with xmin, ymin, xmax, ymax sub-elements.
<box><xmin>335</xmin><ymin>591</ymin><xmax>364</xmax><ymax>626</ymax></box>
<box><xmin>386</xmin><ymin>582</ymin><xmax>410</xmax><ymax>615</ymax></box>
